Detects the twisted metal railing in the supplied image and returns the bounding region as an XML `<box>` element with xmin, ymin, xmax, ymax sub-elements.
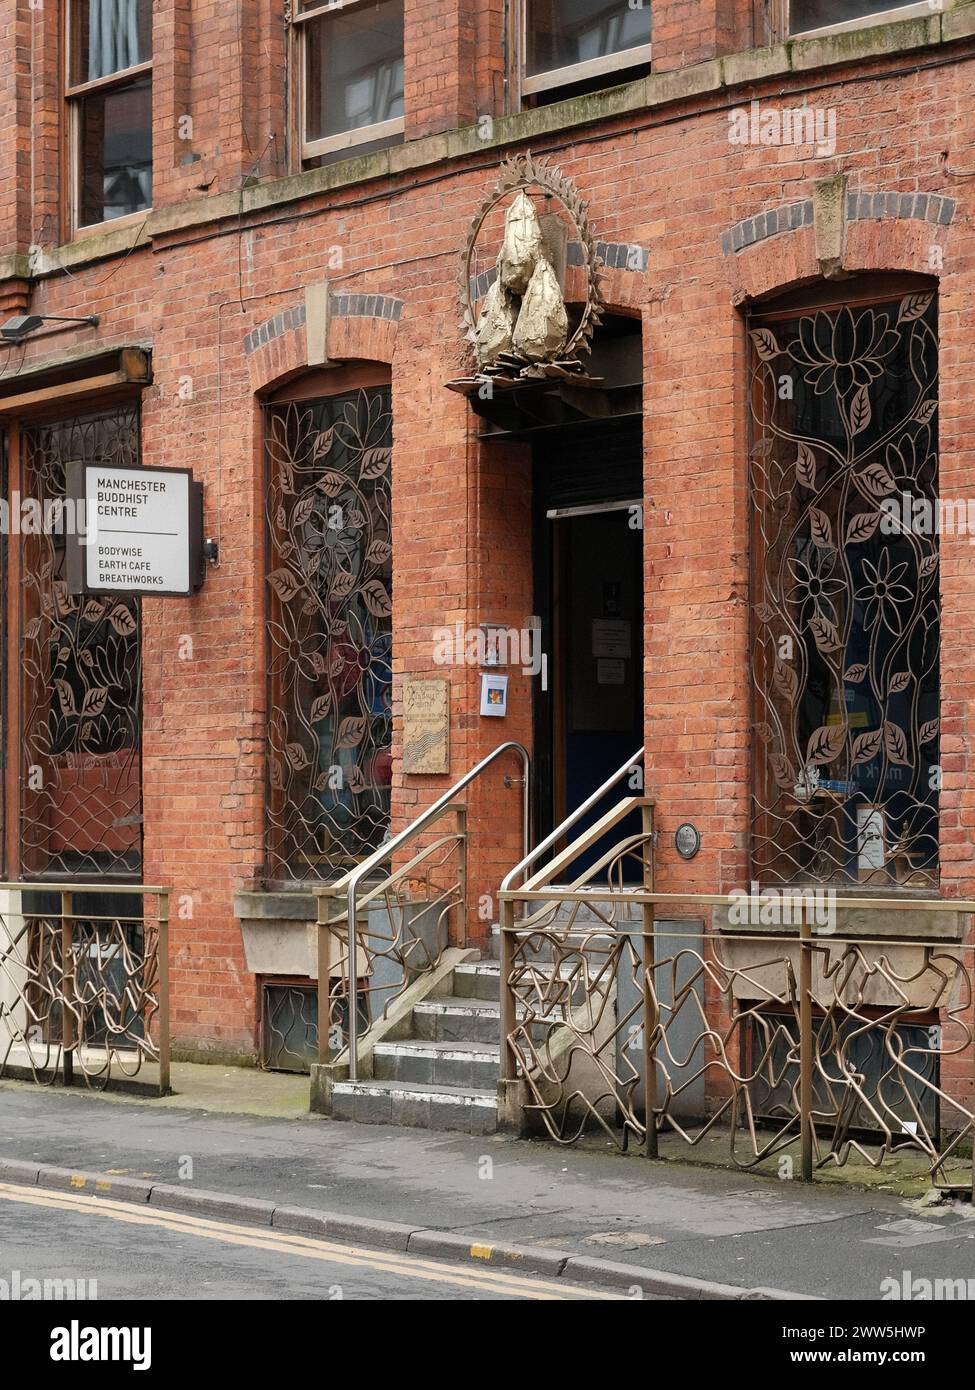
<box><xmin>316</xmin><ymin>742</ymin><xmax>530</xmax><ymax>1081</ymax></box>
<box><xmin>499</xmin><ymin>806</ymin><xmax>975</xmax><ymax>1195</ymax></box>
<box><xmin>0</xmin><ymin>882</ymin><xmax>170</xmax><ymax>1094</ymax></box>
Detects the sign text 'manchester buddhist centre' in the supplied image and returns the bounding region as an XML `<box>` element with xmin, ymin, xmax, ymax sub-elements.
<box><xmin>67</xmin><ymin>463</ymin><xmax>202</xmax><ymax>597</ymax></box>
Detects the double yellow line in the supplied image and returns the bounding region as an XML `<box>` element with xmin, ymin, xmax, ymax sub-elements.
<box><xmin>0</xmin><ymin>1181</ymin><xmax>619</xmax><ymax>1300</ymax></box>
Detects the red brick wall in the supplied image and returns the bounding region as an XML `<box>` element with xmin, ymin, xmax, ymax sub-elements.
<box><xmin>0</xmin><ymin>2</ymin><xmax>32</xmax><ymax>255</ymax></box>
<box><xmin>652</xmin><ymin>0</ymin><xmax>757</xmax><ymax>71</ymax></box>
<box><xmin>0</xmin><ymin>4</ymin><xmax>971</xmax><ymax>1062</ymax></box>
<box><xmin>404</xmin><ymin>0</ymin><xmax>480</xmax><ymax>138</ymax></box>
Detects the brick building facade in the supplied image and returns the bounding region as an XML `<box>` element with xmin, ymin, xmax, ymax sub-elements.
<box><xmin>0</xmin><ymin>0</ymin><xmax>973</xmax><ymax>1079</ymax></box>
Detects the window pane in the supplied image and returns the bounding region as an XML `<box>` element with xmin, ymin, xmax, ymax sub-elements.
<box><xmin>526</xmin><ymin>0</ymin><xmax>651</xmax><ymax>77</ymax></box>
<box><xmin>72</xmin><ymin>0</ymin><xmax>152</xmax><ymax>84</ymax></box>
<box><xmin>791</xmin><ymin>0</ymin><xmax>916</xmax><ymax>34</ymax></box>
<box><xmin>305</xmin><ymin>0</ymin><xmax>404</xmax><ymax>143</ymax></box>
<box><xmin>78</xmin><ymin>78</ymin><xmax>152</xmax><ymax>227</ymax></box>
<box><xmin>749</xmin><ymin>292</ymin><xmax>940</xmax><ymax>888</ymax></box>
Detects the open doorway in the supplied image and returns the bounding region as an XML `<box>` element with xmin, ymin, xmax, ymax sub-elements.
<box><xmin>533</xmin><ymin>420</ymin><xmax>644</xmax><ymax>872</ymax></box>
<box><xmin>470</xmin><ymin>311</ymin><xmax>644</xmax><ymax>875</ymax></box>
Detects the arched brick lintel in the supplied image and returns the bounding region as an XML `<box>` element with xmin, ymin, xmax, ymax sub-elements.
<box><xmin>599</xmin><ymin>264</ymin><xmax>648</xmax><ymax>316</ymax></box>
<box><xmin>245</xmin><ymin>293</ymin><xmax>403</xmax><ymax>395</ymax></box>
<box><xmin>727</xmin><ymin>214</ymin><xmax>950</xmax><ymax>305</ymax></box>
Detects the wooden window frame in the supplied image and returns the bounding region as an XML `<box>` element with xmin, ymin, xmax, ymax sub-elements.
<box><xmin>64</xmin><ymin>0</ymin><xmax>153</xmax><ymax>234</ymax></box>
<box><xmin>784</xmin><ymin>0</ymin><xmax>934</xmax><ymax>40</ymax></box>
<box><xmin>294</xmin><ymin>0</ymin><xmax>405</xmax><ymax>164</ymax></box>
<box><xmin>518</xmin><ymin>0</ymin><xmax>652</xmax><ymax>101</ymax></box>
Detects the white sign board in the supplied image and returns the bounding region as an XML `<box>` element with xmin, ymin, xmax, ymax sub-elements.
<box><xmin>68</xmin><ymin>463</ymin><xmax>202</xmax><ymax>597</ymax></box>
<box><xmin>591</xmin><ymin>618</ymin><xmax>632</xmax><ymax>659</ymax></box>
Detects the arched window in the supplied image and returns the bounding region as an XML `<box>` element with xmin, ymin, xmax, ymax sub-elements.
<box><xmin>263</xmin><ymin>369</ymin><xmax>393</xmax><ymax>885</ymax></box>
<box><xmin>748</xmin><ymin>279</ymin><xmax>939</xmax><ymax>888</ymax></box>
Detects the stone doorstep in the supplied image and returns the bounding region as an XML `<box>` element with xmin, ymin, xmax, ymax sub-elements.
<box><xmin>372</xmin><ymin>1038</ymin><xmax>500</xmax><ymax>1088</ymax></box>
<box><xmin>452</xmin><ymin>961</ymin><xmax>501</xmax><ymax>1000</ymax></box>
<box><xmin>331</xmin><ymin>1078</ymin><xmax>499</xmax><ymax>1135</ymax></box>
<box><xmin>373</xmin><ymin>1041</ymin><xmax>499</xmax><ymax>1060</ymax></box>
<box><xmin>411</xmin><ymin>998</ymin><xmax>558</xmax><ymax>1045</ymax></box>
<box><xmin>334</xmin><ymin>1080</ymin><xmax>496</xmax><ymax>1107</ymax></box>
<box><xmin>412</xmin><ymin>998</ymin><xmax>565</xmax><ymax>1017</ymax></box>
<box><xmin>454</xmin><ymin>959</ymin><xmax>576</xmax><ymax>980</ymax></box>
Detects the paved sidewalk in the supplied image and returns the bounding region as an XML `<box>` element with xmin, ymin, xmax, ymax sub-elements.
<box><xmin>1</xmin><ymin>1079</ymin><xmax>973</xmax><ymax>1300</ymax></box>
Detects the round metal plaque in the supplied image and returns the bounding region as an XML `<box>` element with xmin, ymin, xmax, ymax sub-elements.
<box><xmin>674</xmin><ymin>823</ymin><xmax>701</xmax><ymax>860</ymax></box>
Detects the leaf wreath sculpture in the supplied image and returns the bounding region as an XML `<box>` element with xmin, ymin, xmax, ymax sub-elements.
<box><xmin>455</xmin><ymin>153</ymin><xmax>605</xmax><ymax>386</ymax></box>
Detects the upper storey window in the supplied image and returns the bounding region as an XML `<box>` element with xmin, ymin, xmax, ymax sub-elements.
<box><xmin>523</xmin><ymin>0</ymin><xmax>651</xmax><ymax>102</ymax></box>
<box><xmin>67</xmin><ymin>0</ymin><xmax>153</xmax><ymax>229</ymax></box>
<box><xmin>297</xmin><ymin>0</ymin><xmax>405</xmax><ymax>163</ymax></box>
<box><xmin>790</xmin><ymin>0</ymin><xmax>927</xmax><ymax>36</ymax></box>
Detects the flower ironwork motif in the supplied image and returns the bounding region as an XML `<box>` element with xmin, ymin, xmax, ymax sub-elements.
<box><xmin>855</xmin><ymin>550</ymin><xmax>914</xmax><ymax>637</ymax></box>
<box><xmin>749</xmin><ymin>292</ymin><xmax>940</xmax><ymax>887</ymax></box>
<box><xmin>787</xmin><ymin>305</ymin><xmax>901</xmax><ymax>399</ymax></box>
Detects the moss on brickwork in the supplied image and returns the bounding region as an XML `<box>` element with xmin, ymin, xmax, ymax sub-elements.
<box><xmin>789</xmin><ymin>13</ymin><xmax>941</xmax><ymax>71</ymax></box>
<box><xmin>34</xmin><ymin>219</ymin><xmax>149</xmax><ymax>272</ymax></box>
<box><xmin>944</xmin><ymin>0</ymin><xmax>975</xmax><ymax>41</ymax></box>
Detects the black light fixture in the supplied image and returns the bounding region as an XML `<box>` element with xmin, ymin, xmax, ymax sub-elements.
<box><xmin>0</xmin><ymin>313</ymin><xmax>100</xmax><ymax>344</ymax></box>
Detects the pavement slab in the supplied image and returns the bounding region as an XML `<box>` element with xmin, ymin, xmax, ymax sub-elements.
<box><xmin>1</xmin><ymin>1080</ymin><xmax>971</xmax><ymax>1299</ymax></box>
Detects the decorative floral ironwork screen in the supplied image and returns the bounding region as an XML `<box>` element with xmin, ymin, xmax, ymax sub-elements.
<box><xmin>264</xmin><ymin>387</ymin><xmax>393</xmax><ymax>882</ymax></box>
<box><xmin>749</xmin><ymin>289</ymin><xmax>939</xmax><ymax>887</ymax></box>
<box><xmin>21</xmin><ymin>408</ymin><xmax>143</xmax><ymax>878</ymax></box>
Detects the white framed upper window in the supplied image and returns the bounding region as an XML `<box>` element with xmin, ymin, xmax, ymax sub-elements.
<box><xmin>66</xmin><ymin>0</ymin><xmax>153</xmax><ymax>230</ymax></box>
<box><xmin>296</xmin><ymin>0</ymin><xmax>405</xmax><ymax>162</ymax></box>
<box><xmin>522</xmin><ymin>0</ymin><xmax>651</xmax><ymax>99</ymax></box>
<box><xmin>788</xmin><ymin>0</ymin><xmax>934</xmax><ymax>38</ymax></box>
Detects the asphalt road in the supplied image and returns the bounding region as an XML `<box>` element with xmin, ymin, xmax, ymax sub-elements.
<box><xmin>0</xmin><ymin>1179</ymin><xmax>620</xmax><ymax>1301</ymax></box>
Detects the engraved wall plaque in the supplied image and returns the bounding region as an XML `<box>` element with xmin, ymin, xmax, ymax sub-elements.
<box><xmin>403</xmin><ymin>679</ymin><xmax>450</xmax><ymax>774</ymax></box>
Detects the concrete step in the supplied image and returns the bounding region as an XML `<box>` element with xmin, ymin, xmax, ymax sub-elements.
<box><xmin>331</xmin><ymin>1079</ymin><xmax>496</xmax><ymax>1134</ymax></box>
<box><xmin>412</xmin><ymin>997</ymin><xmax>502</xmax><ymax>1044</ymax></box>
<box><xmin>452</xmin><ymin>960</ymin><xmax>500</xmax><ymax>1001</ymax></box>
<box><xmin>411</xmin><ymin>995</ymin><xmax>570</xmax><ymax>1044</ymax></box>
<box><xmin>372</xmin><ymin>1039</ymin><xmax>500</xmax><ymax>1089</ymax></box>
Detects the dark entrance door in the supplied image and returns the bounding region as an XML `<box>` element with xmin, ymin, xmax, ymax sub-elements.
<box><xmin>533</xmin><ymin>423</ymin><xmax>644</xmax><ymax>875</ymax></box>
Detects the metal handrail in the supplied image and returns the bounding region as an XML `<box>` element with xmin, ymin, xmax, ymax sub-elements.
<box><xmin>0</xmin><ymin>881</ymin><xmax>169</xmax><ymax>894</ymax></box>
<box><xmin>317</xmin><ymin>741</ymin><xmax>530</xmax><ymax>1080</ymax></box>
<box><xmin>500</xmin><ymin>745</ymin><xmax>645</xmax><ymax>893</ymax></box>
<box><xmin>499</xmin><ymin>887</ymin><xmax>975</xmax><ymax>911</ymax></box>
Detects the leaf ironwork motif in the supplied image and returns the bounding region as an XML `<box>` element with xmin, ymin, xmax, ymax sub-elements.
<box><xmin>264</xmin><ymin>388</ymin><xmax>393</xmax><ymax>883</ymax></box>
<box><xmin>749</xmin><ymin>295</ymin><xmax>939</xmax><ymax>887</ymax></box>
<box><xmin>21</xmin><ymin>409</ymin><xmax>142</xmax><ymax>878</ymax></box>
